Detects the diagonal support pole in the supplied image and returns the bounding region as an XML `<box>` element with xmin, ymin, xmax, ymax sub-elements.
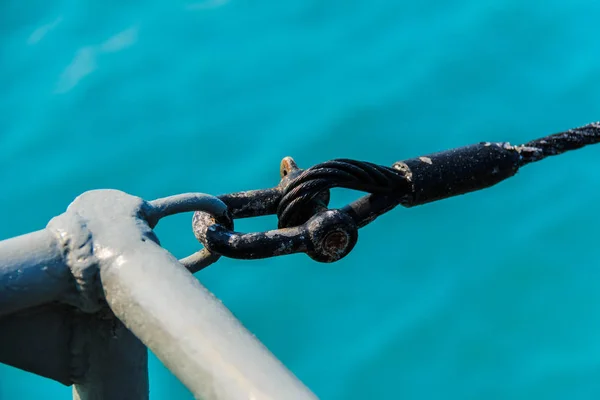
<box><xmin>72</xmin><ymin>310</ymin><xmax>148</xmax><ymax>400</ymax></box>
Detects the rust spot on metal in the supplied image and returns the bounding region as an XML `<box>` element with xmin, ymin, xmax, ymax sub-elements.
<box><xmin>323</xmin><ymin>230</ymin><xmax>349</xmax><ymax>256</ymax></box>
<box><xmin>280</xmin><ymin>156</ymin><xmax>299</xmax><ymax>178</ymax></box>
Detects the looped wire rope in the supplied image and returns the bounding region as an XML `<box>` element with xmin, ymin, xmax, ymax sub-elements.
<box><xmin>276</xmin><ymin>159</ymin><xmax>412</xmax><ymax>228</ymax></box>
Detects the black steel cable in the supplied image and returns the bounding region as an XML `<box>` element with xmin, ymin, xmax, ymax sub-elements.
<box><xmin>515</xmin><ymin>122</ymin><xmax>600</xmax><ymax>166</ymax></box>
<box><xmin>277</xmin><ymin>122</ymin><xmax>600</xmax><ymax>228</ymax></box>
<box><xmin>192</xmin><ymin>121</ymin><xmax>600</xmax><ymax>264</ymax></box>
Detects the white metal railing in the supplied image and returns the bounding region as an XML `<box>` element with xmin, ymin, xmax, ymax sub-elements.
<box><xmin>0</xmin><ymin>189</ymin><xmax>317</xmax><ymax>400</ymax></box>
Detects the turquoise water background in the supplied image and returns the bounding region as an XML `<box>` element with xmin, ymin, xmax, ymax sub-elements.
<box><xmin>2</xmin><ymin>1</ymin><xmax>600</xmax><ymax>399</ymax></box>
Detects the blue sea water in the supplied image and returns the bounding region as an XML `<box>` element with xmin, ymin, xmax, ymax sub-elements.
<box><xmin>2</xmin><ymin>0</ymin><xmax>600</xmax><ymax>399</ymax></box>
